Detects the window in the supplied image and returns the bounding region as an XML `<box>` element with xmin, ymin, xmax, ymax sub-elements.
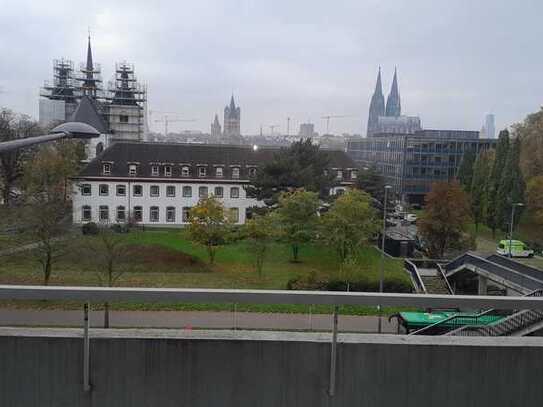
<box><xmin>164</xmin><ymin>166</ymin><xmax>172</xmax><ymax>177</ymax></box>
<box><xmin>120</xmin><ymin>115</ymin><xmax>129</xmax><ymax>123</ymax></box>
<box><xmin>81</xmin><ymin>184</ymin><xmax>92</xmax><ymax>196</ymax></box>
<box><xmin>182</xmin><ymin>186</ymin><xmax>192</xmax><ymax>197</ymax></box>
<box><xmin>198</xmin><ymin>167</ymin><xmax>207</xmax><ymax>177</ymax></box>
<box><xmin>199</xmin><ymin>186</ymin><xmax>208</xmax><ymax>198</ymax></box>
<box><xmin>128</xmin><ymin>164</ymin><xmax>137</xmax><ymax>176</ymax></box>
<box><xmin>99</xmin><ymin>205</ymin><xmax>109</xmax><ymax>222</ymax></box>
<box><xmin>182</xmin><ymin>207</ymin><xmax>191</xmax><ymax>223</ymax></box>
<box><xmin>248</xmin><ymin>167</ymin><xmax>257</xmax><ymax>177</ymax></box>
<box><xmin>150</xmin><ymin>185</ymin><xmax>160</xmax><ymax>197</ymax></box>
<box><xmin>230</xmin><ymin>187</ymin><xmax>239</xmax><ymax>198</ymax></box>
<box><xmin>336</xmin><ymin>170</ymin><xmax>343</xmax><ymax>179</ymax></box>
<box><xmin>116</xmin><ymin>185</ymin><xmax>126</xmax><ymax>196</ymax></box>
<box><xmin>216</xmin><ymin>167</ymin><xmax>223</xmax><ymax>177</ymax></box>
<box><xmin>228</xmin><ymin>208</ymin><xmax>239</xmax><ymax>223</ymax></box>
<box><xmin>214</xmin><ymin>186</ymin><xmax>223</xmax><ymax>198</ymax></box>
<box><xmin>166</xmin><ymin>206</ymin><xmax>176</xmax><ymax>223</ymax></box>
<box><xmin>102</xmin><ymin>163</ymin><xmax>111</xmax><ymax>175</ymax></box>
<box><xmin>116</xmin><ymin>206</ymin><xmax>126</xmax><ymax>222</ymax></box>
<box><xmin>99</xmin><ymin>184</ymin><xmax>109</xmax><ymax>196</ymax></box>
<box><xmin>336</xmin><ymin>188</ymin><xmax>346</xmax><ymax>196</ymax></box>
<box><xmin>150</xmin><ymin>206</ymin><xmax>159</xmax><ymax>222</ymax></box>
<box><xmin>350</xmin><ymin>170</ymin><xmax>357</xmax><ymax>180</ymax></box>
<box><xmin>232</xmin><ymin>167</ymin><xmax>240</xmax><ymax>179</ymax></box>
<box><xmin>166</xmin><ymin>185</ymin><xmax>176</xmax><ymax>197</ymax></box>
<box><xmin>82</xmin><ymin>205</ymin><xmax>92</xmax><ymax>221</ymax></box>
<box><xmin>133</xmin><ymin>206</ymin><xmax>143</xmax><ymax>222</ymax></box>
<box><xmin>151</xmin><ymin>166</ymin><xmax>159</xmax><ymax>176</ymax></box>
<box><xmin>181</xmin><ymin>166</ymin><xmax>190</xmax><ymax>177</ymax></box>
<box><xmin>133</xmin><ymin>185</ymin><xmax>143</xmax><ymax>197</ymax></box>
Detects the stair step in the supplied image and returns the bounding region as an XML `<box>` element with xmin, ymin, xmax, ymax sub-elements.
<box><xmin>422</xmin><ymin>276</ymin><xmax>450</xmax><ymax>294</ymax></box>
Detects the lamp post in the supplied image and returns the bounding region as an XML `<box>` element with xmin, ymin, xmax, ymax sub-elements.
<box><xmin>0</xmin><ymin>122</ymin><xmax>100</xmax><ymax>153</ymax></box>
<box><xmin>378</xmin><ymin>185</ymin><xmax>392</xmax><ymax>334</ymax></box>
<box><xmin>509</xmin><ymin>203</ymin><xmax>524</xmax><ymax>257</ymax></box>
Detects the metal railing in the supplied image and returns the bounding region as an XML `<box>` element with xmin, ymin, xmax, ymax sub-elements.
<box><xmin>436</xmin><ymin>263</ymin><xmax>455</xmax><ymax>295</ymax></box>
<box><xmin>409</xmin><ymin>288</ymin><xmax>543</xmax><ymax>336</ymax></box>
<box><xmin>444</xmin><ymin>252</ymin><xmax>543</xmax><ymax>292</ymax></box>
<box><xmin>448</xmin><ymin>289</ymin><xmax>543</xmax><ymax>337</ymax></box>
<box><xmin>404</xmin><ymin>259</ymin><xmax>427</xmax><ymax>294</ymax></box>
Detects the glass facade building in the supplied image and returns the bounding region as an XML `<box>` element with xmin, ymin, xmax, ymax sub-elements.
<box><xmin>347</xmin><ymin>129</ymin><xmax>496</xmax><ymax>205</ymax></box>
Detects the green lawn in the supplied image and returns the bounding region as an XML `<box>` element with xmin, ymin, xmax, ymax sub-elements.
<box><xmin>0</xmin><ymin>229</ymin><xmax>411</xmax><ymax>315</ymax></box>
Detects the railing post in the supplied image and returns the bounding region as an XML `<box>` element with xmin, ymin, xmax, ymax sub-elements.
<box><xmin>83</xmin><ymin>302</ymin><xmax>91</xmax><ymax>392</ymax></box>
<box><xmin>329</xmin><ymin>306</ymin><xmax>339</xmax><ymax>397</ymax></box>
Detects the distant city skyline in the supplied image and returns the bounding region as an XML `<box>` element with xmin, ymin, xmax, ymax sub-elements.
<box><xmin>1</xmin><ymin>0</ymin><xmax>543</xmax><ymax>135</ymax></box>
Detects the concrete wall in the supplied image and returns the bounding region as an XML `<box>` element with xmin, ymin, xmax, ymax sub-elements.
<box><xmin>1</xmin><ymin>328</ymin><xmax>543</xmax><ymax>407</ymax></box>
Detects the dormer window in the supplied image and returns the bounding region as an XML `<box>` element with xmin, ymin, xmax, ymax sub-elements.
<box><xmin>350</xmin><ymin>170</ymin><xmax>357</xmax><ymax>180</ymax></box>
<box><xmin>164</xmin><ymin>166</ymin><xmax>172</xmax><ymax>177</ymax></box>
<box><xmin>128</xmin><ymin>164</ymin><xmax>137</xmax><ymax>176</ymax></box>
<box><xmin>151</xmin><ymin>166</ymin><xmax>159</xmax><ymax>176</ymax></box>
<box><xmin>336</xmin><ymin>170</ymin><xmax>343</xmax><ymax>179</ymax></box>
<box><xmin>232</xmin><ymin>167</ymin><xmax>240</xmax><ymax>179</ymax></box>
<box><xmin>199</xmin><ymin>167</ymin><xmax>207</xmax><ymax>177</ymax></box>
<box><xmin>102</xmin><ymin>163</ymin><xmax>111</xmax><ymax>175</ymax></box>
<box><xmin>181</xmin><ymin>166</ymin><xmax>190</xmax><ymax>177</ymax></box>
<box><xmin>216</xmin><ymin>167</ymin><xmax>223</xmax><ymax>178</ymax></box>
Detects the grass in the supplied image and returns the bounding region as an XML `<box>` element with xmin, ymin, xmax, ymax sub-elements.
<box><xmin>0</xmin><ymin>229</ymin><xmax>411</xmax><ymax>315</ymax></box>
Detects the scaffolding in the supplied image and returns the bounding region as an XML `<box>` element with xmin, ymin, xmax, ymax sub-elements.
<box><xmin>75</xmin><ymin>61</ymin><xmax>104</xmax><ymax>99</ymax></box>
<box><xmin>40</xmin><ymin>58</ymin><xmax>78</xmax><ymax>103</ymax></box>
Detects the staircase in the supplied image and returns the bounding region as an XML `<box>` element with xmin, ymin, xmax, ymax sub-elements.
<box><xmin>421</xmin><ymin>276</ymin><xmax>450</xmax><ymax>295</ymax></box>
<box><xmin>447</xmin><ymin>289</ymin><xmax>543</xmax><ymax>337</ymax></box>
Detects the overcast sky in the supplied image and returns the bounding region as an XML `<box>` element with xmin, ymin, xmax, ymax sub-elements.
<box><xmin>1</xmin><ymin>0</ymin><xmax>543</xmax><ymax>136</ymax></box>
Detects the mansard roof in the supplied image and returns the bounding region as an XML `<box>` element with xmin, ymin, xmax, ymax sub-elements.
<box><xmin>77</xmin><ymin>141</ymin><xmax>356</xmax><ymax>179</ymax></box>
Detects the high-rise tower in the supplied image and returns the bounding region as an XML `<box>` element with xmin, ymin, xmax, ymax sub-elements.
<box><xmin>367</xmin><ymin>67</ymin><xmax>385</xmax><ymax>137</ymax></box>
<box><xmin>223</xmin><ymin>95</ymin><xmax>241</xmax><ymax>137</ymax></box>
<box><xmin>385</xmin><ymin>68</ymin><xmax>401</xmax><ymax>117</ymax></box>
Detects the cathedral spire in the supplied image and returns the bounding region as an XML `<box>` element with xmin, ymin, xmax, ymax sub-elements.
<box><xmin>366</xmin><ymin>67</ymin><xmax>385</xmax><ymax>137</ymax></box>
<box><xmin>86</xmin><ymin>34</ymin><xmax>94</xmax><ymax>73</ymax></box>
<box><xmin>385</xmin><ymin>67</ymin><xmax>401</xmax><ymax>117</ymax></box>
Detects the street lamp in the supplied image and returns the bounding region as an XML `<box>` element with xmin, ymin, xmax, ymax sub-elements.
<box><xmin>0</xmin><ymin>122</ymin><xmax>100</xmax><ymax>153</ymax></box>
<box><xmin>378</xmin><ymin>185</ymin><xmax>392</xmax><ymax>334</ymax></box>
<box><xmin>509</xmin><ymin>202</ymin><xmax>524</xmax><ymax>257</ymax></box>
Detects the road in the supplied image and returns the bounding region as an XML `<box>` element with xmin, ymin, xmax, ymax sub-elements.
<box><xmin>0</xmin><ymin>308</ymin><xmax>398</xmax><ymax>333</ymax></box>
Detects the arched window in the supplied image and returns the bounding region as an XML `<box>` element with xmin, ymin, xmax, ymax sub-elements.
<box><xmin>96</xmin><ymin>142</ymin><xmax>104</xmax><ymax>156</ymax></box>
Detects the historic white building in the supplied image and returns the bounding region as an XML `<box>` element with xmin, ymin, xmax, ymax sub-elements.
<box><xmin>72</xmin><ymin>141</ymin><xmax>357</xmax><ymax>226</ymax></box>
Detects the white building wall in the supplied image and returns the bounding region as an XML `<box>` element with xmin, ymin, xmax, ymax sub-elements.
<box><xmin>72</xmin><ymin>180</ymin><xmax>262</xmax><ymax>226</ymax></box>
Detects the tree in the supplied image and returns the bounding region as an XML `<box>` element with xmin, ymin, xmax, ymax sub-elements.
<box><xmin>457</xmin><ymin>149</ymin><xmax>476</xmax><ymax>193</ymax></box>
<box><xmin>470</xmin><ymin>150</ymin><xmax>494</xmax><ymax>234</ymax></box>
<box><xmin>513</xmin><ymin>107</ymin><xmax>543</xmax><ymax>180</ymax></box>
<box><xmin>86</xmin><ymin>226</ymin><xmax>130</xmax><ymax>328</ymax></box>
<box><xmin>319</xmin><ymin>189</ymin><xmax>379</xmax><ymax>265</ymax></box>
<box><xmin>249</xmin><ymin>138</ymin><xmax>334</xmax><ymax>202</ymax></box>
<box><xmin>354</xmin><ymin>166</ymin><xmax>386</xmax><ymax>203</ymax></box>
<box><xmin>188</xmin><ymin>196</ymin><xmax>231</xmax><ymax>264</ymax></box>
<box><xmin>526</xmin><ymin>176</ymin><xmax>543</xmax><ymax>228</ymax></box>
<box><xmin>243</xmin><ymin>213</ymin><xmax>276</xmax><ymax>277</ymax></box>
<box><xmin>418</xmin><ymin>181</ymin><xmax>472</xmax><ymax>258</ymax></box>
<box><xmin>486</xmin><ymin>129</ymin><xmax>510</xmax><ymax>237</ymax></box>
<box><xmin>274</xmin><ymin>189</ymin><xmax>320</xmax><ymax>262</ymax></box>
<box><xmin>496</xmin><ymin>136</ymin><xmax>525</xmax><ymax>230</ymax></box>
<box><xmin>0</xmin><ymin>109</ymin><xmax>41</xmax><ymax>206</ymax></box>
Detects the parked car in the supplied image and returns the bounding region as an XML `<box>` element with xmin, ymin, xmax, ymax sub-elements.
<box><xmin>497</xmin><ymin>240</ymin><xmax>534</xmax><ymax>258</ymax></box>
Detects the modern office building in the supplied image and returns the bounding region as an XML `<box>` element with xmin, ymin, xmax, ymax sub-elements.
<box><xmin>347</xmin><ymin>129</ymin><xmax>496</xmax><ymax>204</ymax></box>
<box><xmin>481</xmin><ymin>113</ymin><xmax>496</xmax><ymax>139</ymax></box>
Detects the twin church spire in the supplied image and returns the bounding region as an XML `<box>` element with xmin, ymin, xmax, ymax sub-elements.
<box><xmin>367</xmin><ymin>67</ymin><xmax>401</xmax><ymax>136</ymax></box>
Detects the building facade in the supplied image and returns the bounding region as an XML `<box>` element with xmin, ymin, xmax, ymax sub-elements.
<box><xmin>347</xmin><ymin>129</ymin><xmax>496</xmax><ymax>204</ymax></box>
<box><xmin>72</xmin><ymin>142</ymin><xmax>356</xmax><ymax>226</ymax></box>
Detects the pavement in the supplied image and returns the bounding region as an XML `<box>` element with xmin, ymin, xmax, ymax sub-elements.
<box><xmin>0</xmin><ymin>308</ymin><xmax>398</xmax><ymax>333</ymax></box>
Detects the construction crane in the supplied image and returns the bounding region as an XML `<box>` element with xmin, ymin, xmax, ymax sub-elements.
<box><xmin>321</xmin><ymin>115</ymin><xmax>354</xmax><ymax>134</ymax></box>
<box><xmin>154</xmin><ymin>115</ymin><xmax>197</xmax><ymax>136</ymax></box>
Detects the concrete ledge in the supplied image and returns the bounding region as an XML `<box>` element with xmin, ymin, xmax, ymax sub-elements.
<box><xmin>2</xmin><ymin>327</ymin><xmax>543</xmax><ymax>347</ymax></box>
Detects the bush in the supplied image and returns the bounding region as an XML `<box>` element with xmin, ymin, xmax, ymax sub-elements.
<box><xmin>286</xmin><ymin>274</ymin><xmax>412</xmax><ymax>293</ymax></box>
<box><xmin>110</xmin><ymin>223</ymin><xmax>130</xmax><ymax>234</ymax></box>
<box><xmin>81</xmin><ymin>222</ymin><xmax>99</xmax><ymax>235</ymax></box>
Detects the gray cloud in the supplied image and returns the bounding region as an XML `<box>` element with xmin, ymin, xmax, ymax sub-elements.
<box><xmin>1</xmin><ymin>0</ymin><xmax>542</xmax><ymax>135</ymax></box>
